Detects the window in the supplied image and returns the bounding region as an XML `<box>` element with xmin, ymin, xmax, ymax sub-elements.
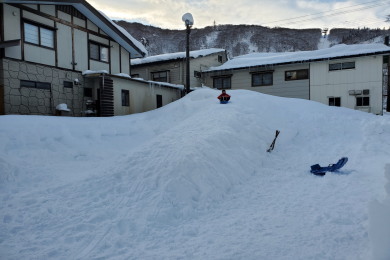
<box><xmin>252</xmin><ymin>72</ymin><xmax>273</xmax><ymax>86</ymax></box>
<box><xmin>218</xmin><ymin>55</ymin><xmax>223</xmax><ymax>63</ymax></box>
<box><xmin>151</xmin><ymin>71</ymin><xmax>169</xmax><ymax>82</ymax></box>
<box><xmin>89</xmin><ymin>41</ymin><xmax>109</xmax><ymax>62</ymax></box>
<box><xmin>356</xmin><ymin>96</ymin><xmax>369</xmax><ymax>107</ymax></box>
<box><xmin>24</xmin><ymin>22</ymin><xmax>54</xmax><ymax>48</ymax></box>
<box><xmin>84</xmin><ymin>88</ymin><xmax>93</xmax><ymax>97</ymax></box>
<box><xmin>213</xmin><ymin>76</ymin><xmax>231</xmax><ymax>89</ymax></box>
<box><xmin>64</xmin><ymin>81</ymin><xmax>73</xmax><ymax>88</ymax></box>
<box><xmin>285</xmin><ymin>69</ymin><xmax>309</xmax><ymax>81</ymax></box>
<box><xmin>121</xmin><ymin>90</ymin><xmax>129</xmax><ymax>106</ymax></box>
<box><xmin>329</xmin><ymin>97</ymin><xmax>341</xmax><ymax>107</ymax></box>
<box><xmin>20</xmin><ymin>80</ymin><xmax>51</xmax><ymax>90</ymax></box>
<box><xmin>194</xmin><ymin>71</ymin><xmax>201</xmax><ymax>78</ymax></box>
<box><xmin>329</xmin><ymin>61</ymin><xmax>355</xmax><ymax>71</ymax></box>
<box><xmin>156</xmin><ymin>94</ymin><xmax>163</xmax><ymax>108</ymax></box>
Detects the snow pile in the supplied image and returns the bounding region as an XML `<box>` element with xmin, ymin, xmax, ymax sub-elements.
<box><xmin>369</xmin><ymin>164</ymin><xmax>390</xmax><ymax>260</ymax></box>
<box><xmin>207</xmin><ymin>43</ymin><xmax>390</xmax><ymax>71</ymax></box>
<box><xmin>0</xmin><ymin>88</ymin><xmax>389</xmax><ymax>259</ymax></box>
<box><xmin>55</xmin><ymin>103</ymin><xmax>71</xmax><ymax>112</ymax></box>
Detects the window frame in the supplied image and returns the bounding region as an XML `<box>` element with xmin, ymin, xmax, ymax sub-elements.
<box><xmin>213</xmin><ymin>75</ymin><xmax>232</xmax><ymax>89</ymax></box>
<box><xmin>121</xmin><ymin>89</ymin><xmax>130</xmax><ymax>107</ymax></box>
<box><xmin>251</xmin><ymin>71</ymin><xmax>273</xmax><ymax>87</ymax></box>
<box><xmin>356</xmin><ymin>96</ymin><xmax>370</xmax><ymax>107</ymax></box>
<box><xmin>156</xmin><ymin>94</ymin><xmax>163</xmax><ymax>108</ymax></box>
<box><xmin>328</xmin><ymin>97</ymin><xmax>341</xmax><ymax>107</ymax></box>
<box><xmin>23</xmin><ymin>21</ymin><xmax>55</xmax><ymax>49</ymax></box>
<box><xmin>285</xmin><ymin>69</ymin><xmax>309</xmax><ymax>81</ymax></box>
<box><xmin>329</xmin><ymin>61</ymin><xmax>355</xmax><ymax>71</ymax></box>
<box><xmin>63</xmin><ymin>81</ymin><xmax>73</xmax><ymax>89</ymax></box>
<box><xmin>84</xmin><ymin>88</ymin><xmax>93</xmax><ymax>98</ymax></box>
<box><xmin>151</xmin><ymin>71</ymin><xmax>169</xmax><ymax>82</ymax></box>
<box><xmin>20</xmin><ymin>80</ymin><xmax>51</xmax><ymax>90</ymax></box>
<box><xmin>89</xmin><ymin>41</ymin><xmax>110</xmax><ymax>63</ymax></box>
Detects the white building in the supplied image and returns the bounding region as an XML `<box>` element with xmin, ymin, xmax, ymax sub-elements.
<box><xmin>0</xmin><ymin>0</ymin><xmax>183</xmax><ymax>116</ymax></box>
<box><xmin>131</xmin><ymin>48</ymin><xmax>227</xmax><ymax>89</ymax></box>
<box><xmin>202</xmin><ymin>43</ymin><xmax>390</xmax><ymax>115</ymax></box>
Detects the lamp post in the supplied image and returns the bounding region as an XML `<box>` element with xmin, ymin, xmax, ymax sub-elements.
<box><xmin>182</xmin><ymin>13</ymin><xmax>194</xmax><ymax>94</ymax></box>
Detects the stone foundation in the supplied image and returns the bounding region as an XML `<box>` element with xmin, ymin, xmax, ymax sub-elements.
<box><xmin>2</xmin><ymin>58</ymin><xmax>86</xmax><ymax>116</ymax></box>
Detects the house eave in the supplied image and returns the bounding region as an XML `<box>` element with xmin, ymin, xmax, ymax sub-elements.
<box><xmin>2</xmin><ymin>0</ymin><xmax>146</xmax><ymax>58</ymax></box>
<box><xmin>204</xmin><ymin>50</ymin><xmax>390</xmax><ymax>74</ymax></box>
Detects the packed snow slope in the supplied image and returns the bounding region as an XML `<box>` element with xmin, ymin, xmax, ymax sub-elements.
<box><xmin>1</xmin><ymin>88</ymin><xmax>390</xmax><ymax>260</ymax></box>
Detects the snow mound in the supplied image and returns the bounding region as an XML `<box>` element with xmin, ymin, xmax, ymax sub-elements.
<box><xmin>1</xmin><ymin>88</ymin><xmax>389</xmax><ymax>259</ymax></box>
<box><xmin>369</xmin><ymin>164</ymin><xmax>390</xmax><ymax>260</ymax></box>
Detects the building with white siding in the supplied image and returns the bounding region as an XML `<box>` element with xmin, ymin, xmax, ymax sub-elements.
<box><xmin>0</xmin><ymin>0</ymin><xmax>183</xmax><ymax>116</ymax></box>
<box><xmin>131</xmin><ymin>48</ymin><xmax>227</xmax><ymax>89</ymax></box>
<box><xmin>202</xmin><ymin>43</ymin><xmax>390</xmax><ymax>115</ymax></box>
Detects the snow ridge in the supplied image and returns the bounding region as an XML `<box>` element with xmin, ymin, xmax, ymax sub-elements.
<box><xmin>1</xmin><ymin>88</ymin><xmax>389</xmax><ymax>259</ymax></box>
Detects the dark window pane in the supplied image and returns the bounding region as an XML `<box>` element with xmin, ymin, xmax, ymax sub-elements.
<box><xmin>84</xmin><ymin>88</ymin><xmax>93</xmax><ymax>97</ymax></box>
<box><xmin>121</xmin><ymin>90</ymin><xmax>129</xmax><ymax>106</ymax></box>
<box><xmin>298</xmin><ymin>69</ymin><xmax>309</xmax><ymax>79</ymax></box>
<box><xmin>64</xmin><ymin>81</ymin><xmax>73</xmax><ymax>88</ymax></box>
<box><xmin>36</xmin><ymin>82</ymin><xmax>51</xmax><ymax>90</ymax></box>
<box><xmin>20</xmin><ymin>80</ymin><xmax>36</xmax><ymax>88</ymax></box>
<box><xmin>363</xmin><ymin>97</ymin><xmax>370</xmax><ymax>106</ymax></box>
<box><xmin>263</xmin><ymin>73</ymin><xmax>273</xmax><ymax>85</ymax></box>
<box><xmin>329</xmin><ymin>97</ymin><xmax>341</xmax><ymax>106</ymax></box>
<box><xmin>285</xmin><ymin>71</ymin><xmax>296</xmax><ymax>80</ymax></box>
<box><xmin>329</xmin><ymin>63</ymin><xmax>342</xmax><ymax>71</ymax></box>
<box><xmin>342</xmin><ymin>62</ymin><xmax>355</xmax><ymax>69</ymax></box>
<box><xmin>152</xmin><ymin>71</ymin><xmax>168</xmax><ymax>82</ymax></box>
<box><xmin>252</xmin><ymin>74</ymin><xmax>262</xmax><ymax>86</ymax></box>
<box><xmin>90</xmin><ymin>43</ymin><xmax>99</xmax><ymax>60</ymax></box>
<box><xmin>335</xmin><ymin>97</ymin><xmax>341</xmax><ymax>106</ymax></box>
<box><xmin>214</xmin><ymin>77</ymin><xmax>231</xmax><ymax>89</ymax></box>
<box><xmin>156</xmin><ymin>94</ymin><xmax>163</xmax><ymax>108</ymax></box>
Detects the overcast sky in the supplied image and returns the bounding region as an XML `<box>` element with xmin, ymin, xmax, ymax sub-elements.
<box><xmin>89</xmin><ymin>0</ymin><xmax>390</xmax><ymax>30</ymax></box>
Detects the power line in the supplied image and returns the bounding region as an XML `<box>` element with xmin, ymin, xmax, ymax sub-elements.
<box><xmin>262</xmin><ymin>0</ymin><xmax>390</xmax><ymax>28</ymax></box>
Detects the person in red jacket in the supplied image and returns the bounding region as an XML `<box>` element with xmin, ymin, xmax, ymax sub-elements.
<box><xmin>217</xmin><ymin>89</ymin><xmax>230</xmax><ymax>103</ymax></box>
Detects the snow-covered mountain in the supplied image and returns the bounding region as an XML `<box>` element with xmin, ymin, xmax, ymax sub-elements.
<box><xmin>116</xmin><ymin>21</ymin><xmax>390</xmax><ymax>57</ymax></box>
<box><xmin>1</xmin><ymin>88</ymin><xmax>390</xmax><ymax>259</ymax></box>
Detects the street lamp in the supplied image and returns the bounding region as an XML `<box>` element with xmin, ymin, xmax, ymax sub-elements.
<box><xmin>182</xmin><ymin>13</ymin><xmax>194</xmax><ymax>94</ymax></box>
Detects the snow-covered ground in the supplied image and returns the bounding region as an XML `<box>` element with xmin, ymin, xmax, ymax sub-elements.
<box><xmin>318</xmin><ymin>36</ymin><xmax>331</xmax><ymax>49</ymax></box>
<box><xmin>1</xmin><ymin>88</ymin><xmax>389</xmax><ymax>260</ymax></box>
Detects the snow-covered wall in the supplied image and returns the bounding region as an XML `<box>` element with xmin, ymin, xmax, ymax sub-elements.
<box><xmin>369</xmin><ymin>164</ymin><xmax>390</xmax><ymax>260</ymax></box>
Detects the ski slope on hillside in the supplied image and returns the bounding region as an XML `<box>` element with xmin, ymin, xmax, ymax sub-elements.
<box><xmin>1</xmin><ymin>88</ymin><xmax>389</xmax><ymax>259</ymax></box>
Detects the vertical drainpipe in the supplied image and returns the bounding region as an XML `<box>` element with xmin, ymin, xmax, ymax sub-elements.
<box><xmin>309</xmin><ymin>63</ymin><xmax>311</xmax><ymax>101</ymax></box>
<box><xmin>386</xmin><ymin>36</ymin><xmax>390</xmax><ymax>112</ymax></box>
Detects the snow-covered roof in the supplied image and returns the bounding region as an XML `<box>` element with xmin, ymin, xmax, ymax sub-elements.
<box><xmin>82</xmin><ymin>70</ymin><xmax>184</xmax><ymax>90</ymax></box>
<box><xmin>207</xmin><ymin>43</ymin><xmax>390</xmax><ymax>72</ymax></box>
<box><xmin>2</xmin><ymin>0</ymin><xmax>147</xmax><ymax>58</ymax></box>
<box><xmin>131</xmin><ymin>48</ymin><xmax>226</xmax><ymax>66</ymax></box>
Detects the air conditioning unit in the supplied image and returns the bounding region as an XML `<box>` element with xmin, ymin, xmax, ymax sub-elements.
<box><xmin>355</xmin><ymin>90</ymin><xmax>362</xmax><ymax>95</ymax></box>
<box><xmin>363</xmin><ymin>89</ymin><xmax>370</xmax><ymax>95</ymax></box>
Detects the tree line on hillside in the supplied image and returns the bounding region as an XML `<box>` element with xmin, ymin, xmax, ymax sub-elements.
<box><xmin>115</xmin><ymin>21</ymin><xmax>390</xmax><ymax>57</ymax></box>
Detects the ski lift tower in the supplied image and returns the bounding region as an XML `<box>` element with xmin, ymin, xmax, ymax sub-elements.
<box><xmin>322</xmin><ymin>28</ymin><xmax>329</xmax><ymax>38</ymax></box>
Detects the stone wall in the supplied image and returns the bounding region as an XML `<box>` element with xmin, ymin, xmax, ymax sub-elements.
<box><xmin>2</xmin><ymin>58</ymin><xmax>85</xmax><ymax>116</ymax></box>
